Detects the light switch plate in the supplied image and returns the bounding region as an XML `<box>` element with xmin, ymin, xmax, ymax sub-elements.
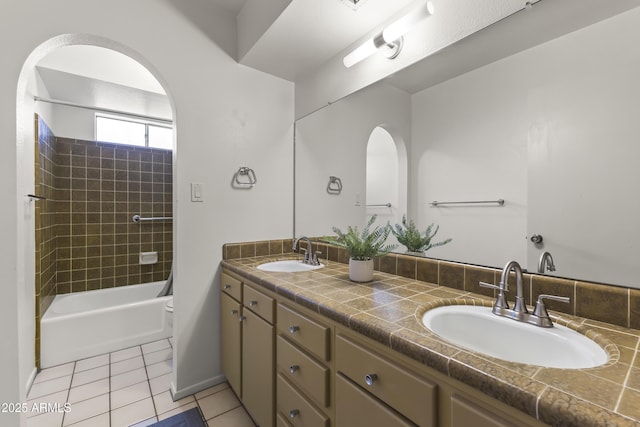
<box><xmin>191</xmin><ymin>182</ymin><xmax>204</xmax><ymax>202</ymax></box>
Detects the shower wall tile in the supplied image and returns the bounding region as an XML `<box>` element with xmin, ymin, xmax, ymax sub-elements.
<box><xmin>35</xmin><ymin>115</ymin><xmax>58</xmax><ymax>368</ymax></box>
<box><xmin>34</xmin><ymin>114</ymin><xmax>173</xmax><ymax>367</ymax></box>
<box><xmin>53</xmin><ymin>137</ymin><xmax>173</xmax><ymax>294</ymax></box>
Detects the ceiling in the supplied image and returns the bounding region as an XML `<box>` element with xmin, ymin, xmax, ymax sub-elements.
<box><xmin>35</xmin><ymin>0</ymin><xmax>640</xmax><ymax>99</ymax></box>
<box><xmin>236</xmin><ymin>0</ymin><xmax>417</xmax><ymax>81</ymax></box>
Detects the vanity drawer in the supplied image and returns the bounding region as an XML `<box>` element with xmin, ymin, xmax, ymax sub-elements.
<box><xmin>277</xmin><ymin>413</ymin><xmax>293</xmax><ymax>427</ymax></box>
<box><xmin>277</xmin><ymin>304</ymin><xmax>330</xmax><ymax>361</ymax></box>
<box><xmin>221</xmin><ymin>272</ymin><xmax>242</xmax><ymax>301</ymax></box>
<box><xmin>336</xmin><ymin>373</ymin><xmax>415</xmax><ymax>427</ymax></box>
<box><xmin>277</xmin><ymin>374</ymin><xmax>329</xmax><ymax>427</ymax></box>
<box><xmin>277</xmin><ymin>335</ymin><xmax>329</xmax><ymax>407</ymax></box>
<box><xmin>336</xmin><ymin>334</ymin><xmax>437</xmax><ymax>427</ymax></box>
<box><xmin>244</xmin><ymin>284</ymin><xmax>275</xmax><ymax>323</ymax></box>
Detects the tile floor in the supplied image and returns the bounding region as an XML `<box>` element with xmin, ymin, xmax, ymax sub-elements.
<box><xmin>26</xmin><ymin>338</ymin><xmax>256</xmax><ymax>427</ymax></box>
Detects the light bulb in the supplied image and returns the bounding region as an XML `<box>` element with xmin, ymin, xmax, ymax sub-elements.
<box><xmin>343</xmin><ymin>34</ymin><xmax>386</xmax><ymax>68</ymax></box>
<box><xmin>382</xmin><ymin>0</ymin><xmax>434</xmax><ymax>44</ymax></box>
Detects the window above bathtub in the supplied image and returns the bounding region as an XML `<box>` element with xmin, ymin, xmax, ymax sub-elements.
<box><xmin>95</xmin><ymin>114</ymin><xmax>173</xmax><ymax>150</ymax></box>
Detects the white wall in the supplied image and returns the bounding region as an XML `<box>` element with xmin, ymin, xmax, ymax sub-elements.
<box><xmin>1</xmin><ymin>2</ymin><xmax>294</xmax><ymax>422</ymax></box>
<box><xmin>37</xmin><ymin>67</ymin><xmax>172</xmax><ymax>140</ymax></box>
<box><xmin>295</xmin><ymin>83</ymin><xmax>410</xmax><ymax>238</ymax></box>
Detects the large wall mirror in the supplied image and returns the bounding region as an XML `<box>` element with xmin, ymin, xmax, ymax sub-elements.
<box><xmin>295</xmin><ymin>2</ymin><xmax>640</xmax><ymax>289</ymax></box>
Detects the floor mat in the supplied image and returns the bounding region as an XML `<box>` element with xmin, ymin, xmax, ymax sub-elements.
<box><xmin>149</xmin><ymin>407</ymin><xmax>205</xmax><ymax>427</ymax></box>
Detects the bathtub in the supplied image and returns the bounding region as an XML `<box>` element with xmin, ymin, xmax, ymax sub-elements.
<box><xmin>41</xmin><ymin>281</ymin><xmax>173</xmax><ymax>368</ymax></box>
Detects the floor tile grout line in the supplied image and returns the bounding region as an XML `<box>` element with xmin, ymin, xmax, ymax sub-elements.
<box><xmin>59</xmin><ymin>361</ymin><xmax>75</xmax><ymax>427</ymax></box>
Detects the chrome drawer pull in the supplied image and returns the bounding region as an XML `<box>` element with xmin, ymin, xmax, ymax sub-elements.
<box><xmin>230</xmin><ymin>309</ymin><xmax>238</xmax><ymax>315</ymax></box>
<box><xmin>239</xmin><ymin>315</ymin><xmax>246</xmax><ymax>322</ymax></box>
<box><xmin>289</xmin><ymin>365</ymin><xmax>299</xmax><ymax>374</ymax></box>
<box><xmin>223</xmin><ymin>284</ymin><xmax>231</xmax><ymax>289</ymax></box>
<box><xmin>249</xmin><ymin>300</ymin><xmax>258</xmax><ymax>307</ymax></box>
<box><xmin>289</xmin><ymin>325</ymin><xmax>300</xmax><ymax>334</ymax></box>
<box><xmin>365</xmin><ymin>373</ymin><xmax>378</xmax><ymax>386</ymax></box>
<box><xmin>289</xmin><ymin>409</ymin><xmax>300</xmax><ymax>418</ymax></box>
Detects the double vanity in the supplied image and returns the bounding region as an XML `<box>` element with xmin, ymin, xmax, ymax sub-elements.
<box><xmin>220</xmin><ymin>245</ymin><xmax>640</xmax><ymax>427</ymax></box>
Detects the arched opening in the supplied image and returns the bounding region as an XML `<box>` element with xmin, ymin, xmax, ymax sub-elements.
<box><xmin>16</xmin><ymin>35</ymin><xmax>177</xmax><ymax>376</ymax></box>
<box><xmin>365</xmin><ymin>125</ymin><xmax>407</xmax><ymax>244</ymax></box>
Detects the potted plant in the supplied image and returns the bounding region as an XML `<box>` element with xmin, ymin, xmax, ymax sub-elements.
<box><xmin>391</xmin><ymin>215</ymin><xmax>452</xmax><ymax>254</ymax></box>
<box><xmin>327</xmin><ymin>215</ymin><xmax>396</xmax><ymax>282</ymax></box>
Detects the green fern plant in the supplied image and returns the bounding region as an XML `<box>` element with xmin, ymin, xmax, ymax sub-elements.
<box><xmin>391</xmin><ymin>215</ymin><xmax>452</xmax><ymax>253</ymax></box>
<box><xmin>326</xmin><ymin>215</ymin><xmax>397</xmax><ymax>260</ymax></box>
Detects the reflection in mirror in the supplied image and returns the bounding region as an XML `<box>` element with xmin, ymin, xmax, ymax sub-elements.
<box><xmin>366</xmin><ymin>126</ymin><xmax>405</xmax><ymax>245</ymax></box>
<box><xmin>295</xmin><ymin>5</ymin><xmax>640</xmax><ymax>288</ymax></box>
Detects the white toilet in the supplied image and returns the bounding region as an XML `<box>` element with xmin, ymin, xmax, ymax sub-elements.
<box><xmin>165</xmin><ymin>297</ymin><xmax>174</xmax><ymax>329</ymax></box>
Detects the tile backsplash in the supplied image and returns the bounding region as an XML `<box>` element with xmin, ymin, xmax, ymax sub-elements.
<box><xmin>223</xmin><ymin>238</ymin><xmax>640</xmax><ymax>330</ymax></box>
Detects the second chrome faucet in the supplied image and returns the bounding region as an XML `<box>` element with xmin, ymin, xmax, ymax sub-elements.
<box><xmin>480</xmin><ymin>260</ymin><xmax>569</xmax><ymax>328</ymax></box>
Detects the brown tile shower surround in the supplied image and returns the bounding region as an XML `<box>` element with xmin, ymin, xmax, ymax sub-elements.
<box><xmin>222</xmin><ymin>238</ymin><xmax>640</xmax><ymax>426</ymax></box>
<box><xmin>34</xmin><ymin>115</ymin><xmax>173</xmax><ymax>365</ymax></box>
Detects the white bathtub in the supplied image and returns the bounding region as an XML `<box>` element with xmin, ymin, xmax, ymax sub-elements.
<box><xmin>41</xmin><ymin>281</ymin><xmax>173</xmax><ymax>368</ymax></box>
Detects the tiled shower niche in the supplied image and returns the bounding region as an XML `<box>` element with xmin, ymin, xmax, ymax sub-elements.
<box><xmin>35</xmin><ymin>114</ymin><xmax>173</xmax><ymax>299</ymax></box>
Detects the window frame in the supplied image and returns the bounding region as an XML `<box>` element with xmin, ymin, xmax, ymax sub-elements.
<box><xmin>95</xmin><ymin>113</ymin><xmax>173</xmax><ymax>150</ymax></box>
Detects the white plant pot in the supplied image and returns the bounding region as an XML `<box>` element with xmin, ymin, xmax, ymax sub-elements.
<box><xmin>349</xmin><ymin>258</ymin><xmax>374</xmax><ymax>282</ymax></box>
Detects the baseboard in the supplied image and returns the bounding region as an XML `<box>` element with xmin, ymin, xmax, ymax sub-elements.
<box><xmin>25</xmin><ymin>366</ymin><xmax>38</xmax><ymax>397</ymax></box>
<box><xmin>171</xmin><ymin>374</ymin><xmax>227</xmax><ymax>401</ymax></box>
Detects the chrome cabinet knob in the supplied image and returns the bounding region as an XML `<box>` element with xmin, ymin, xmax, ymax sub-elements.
<box><xmin>230</xmin><ymin>309</ymin><xmax>238</xmax><ymax>315</ymax></box>
<box><xmin>289</xmin><ymin>409</ymin><xmax>300</xmax><ymax>418</ymax></box>
<box><xmin>248</xmin><ymin>300</ymin><xmax>258</xmax><ymax>307</ymax></box>
<box><xmin>365</xmin><ymin>374</ymin><xmax>378</xmax><ymax>386</ymax></box>
<box><xmin>289</xmin><ymin>325</ymin><xmax>299</xmax><ymax>334</ymax></box>
<box><xmin>223</xmin><ymin>284</ymin><xmax>231</xmax><ymax>289</ymax></box>
<box><xmin>289</xmin><ymin>365</ymin><xmax>299</xmax><ymax>374</ymax></box>
<box><xmin>238</xmin><ymin>315</ymin><xmax>246</xmax><ymax>322</ymax></box>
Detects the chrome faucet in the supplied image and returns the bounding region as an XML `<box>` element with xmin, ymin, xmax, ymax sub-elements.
<box><xmin>538</xmin><ymin>251</ymin><xmax>556</xmax><ymax>274</ymax></box>
<box><xmin>292</xmin><ymin>236</ymin><xmax>320</xmax><ymax>265</ymax></box>
<box><xmin>480</xmin><ymin>260</ymin><xmax>569</xmax><ymax>327</ymax></box>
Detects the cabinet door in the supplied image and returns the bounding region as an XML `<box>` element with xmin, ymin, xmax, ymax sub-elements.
<box><xmin>243</xmin><ymin>308</ymin><xmax>275</xmax><ymax>427</ymax></box>
<box><xmin>221</xmin><ymin>292</ymin><xmax>242</xmax><ymax>397</ymax></box>
<box><xmin>451</xmin><ymin>394</ymin><xmax>515</xmax><ymax>427</ymax></box>
<box><xmin>335</xmin><ymin>373</ymin><xmax>415</xmax><ymax>427</ymax></box>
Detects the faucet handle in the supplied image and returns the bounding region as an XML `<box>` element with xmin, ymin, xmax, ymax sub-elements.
<box><xmin>479</xmin><ymin>282</ymin><xmax>509</xmax><ymax>310</ymax></box>
<box><xmin>479</xmin><ymin>281</ymin><xmax>508</xmax><ymax>292</ymax></box>
<box><xmin>312</xmin><ymin>251</ymin><xmax>322</xmax><ymax>265</ymax></box>
<box><xmin>533</xmin><ymin>294</ymin><xmax>570</xmax><ymax>319</ymax></box>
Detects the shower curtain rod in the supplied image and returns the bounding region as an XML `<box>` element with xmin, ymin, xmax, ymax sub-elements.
<box><xmin>33</xmin><ymin>96</ymin><xmax>173</xmax><ymax>125</ymax></box>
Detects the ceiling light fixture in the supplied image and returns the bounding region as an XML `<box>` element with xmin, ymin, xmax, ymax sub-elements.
<box><xmin>343</xmin><ymin>0</ymin><xmax>434</xmax><ymax>68</ymax></box>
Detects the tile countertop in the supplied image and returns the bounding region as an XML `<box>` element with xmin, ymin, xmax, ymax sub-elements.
<box><xmin>221</xmin><ymin>255</ymin><xmax>640</xmax><ymax>427</ymax></box>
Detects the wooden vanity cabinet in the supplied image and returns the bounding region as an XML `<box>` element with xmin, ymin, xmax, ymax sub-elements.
<box><xmin>221</xmin><ymin>271</ymin><xmax>275</xmax><ymax>427</ymax></box>
<box><xmin>221</xmin><ymin>273</ymin><xmax>243</xmax><ymax>397</ymax></box>
<box><xmin>449</xmin><ymin>394</ymin><xmax>514</xmax><ymax>427</ymax></box>
<box><xmin>221</xmin><ymin>268</ymin><xmax>546</xmax><ymax>427</ymax></box>
<box><xmin>335</xmin><ymin>332</ymin><xmax>437</xmax><ymax>427</ymax></box>
<box><xmin>276</xmin><ymin>303</ymin><xmax>332</xmax><ymax>427</ymax></box>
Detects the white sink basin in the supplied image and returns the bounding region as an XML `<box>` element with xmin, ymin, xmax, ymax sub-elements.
<box><xmin>257</xmin><ymin>260</ymin><xmax>324</xmax><ymax>273</ymax></box>
<box><xmin>422</xmin><ymin>305</ymin><xmax>607</xmax><ymax>369</ymax></box>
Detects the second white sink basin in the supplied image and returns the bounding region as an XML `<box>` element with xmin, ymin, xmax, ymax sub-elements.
<box><xmin>257</xmin><ymin>260</ymin><xmax>324</xmax><ymax>272</ymax></box>
<box><xmin>422</xmin><ymin>305</ymin><xmax>608</xmax><ymax>369</ymax></box>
